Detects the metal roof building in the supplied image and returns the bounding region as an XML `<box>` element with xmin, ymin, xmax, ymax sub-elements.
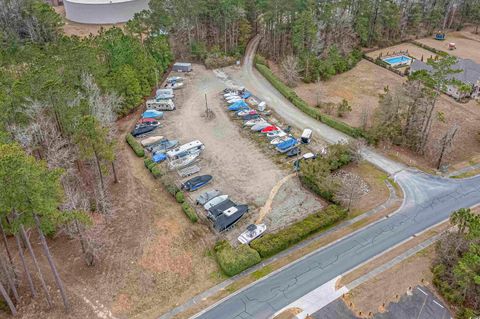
<box><xmin>64</xmin><ymin>0</ymin><xmax>149</xmax><ymax>24</ymax></box>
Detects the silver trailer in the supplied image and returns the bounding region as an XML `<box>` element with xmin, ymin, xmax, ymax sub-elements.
<box><xmin>173</xmin><ymin>62</ymin><xmax>192</xmax><ymax>72</ymax></box>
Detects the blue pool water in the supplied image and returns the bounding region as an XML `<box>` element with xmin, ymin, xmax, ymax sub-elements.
<box><xmin>383</xmin><ymin>55</ymin><xmax>412</xmax><ymax>65</ymax></box>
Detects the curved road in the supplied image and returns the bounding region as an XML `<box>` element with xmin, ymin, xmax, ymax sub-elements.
<box><xmin>192</xmin><ymin>36</ymin><xmax>480</xmax><ymax>319</ymax></box>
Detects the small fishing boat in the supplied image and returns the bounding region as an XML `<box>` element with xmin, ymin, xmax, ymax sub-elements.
<box><xmin>244</xmin><ymin>118</ymin><xmax>266</xmax><ymax>127</ymax></box>
<box><xmin>261</xmin><ymin>125</ymin><xmax>279</xmax><ymax>133</ymax></box>
<box><xmin>276</xmin><ymin>138</ymin><xmax>298</xmax><ymax>153</ymax></box>
<box><xmin>228</xmin><ymin>101</ymin><xmax>249</xmax><ymax>111</ymax></box>
<box><xmin>266</xmin><ymin>130</ymin><xmax>286</xmax><ymax>139</ymax></box>
<box><xmin>196</xmin><ymin>189</ymin><xmax>221</xmax><ymax>205</ymax></box>
<box><xmin>238</xmin><ymin>224</ymin><xmax>267</xmax><ymax>244</ymax></box>
<box><xmin>181</xmin><ymin>175</ymin><xmax>213</xmax><ymax>192</ymax></box>
<box><xmin>270</xmin><ymin>135</ymin><xmax>291</xmax><ymax>145</ymax></box>
<box><xmin>149</xmin><ymin>140</ymin><xmax>178</xmax><ymax>153</ymax></box>
<box><xmin>213</xmin><ymin>205</ymin><xmax>249</xmax><ymax>232</ymax></box>
<box><xmin>131</xmin><ymin>125</ymin><xmax>157</xmax><ymax>137</ymax></box>
<box><xmin>251</xmin><ymin>122</ymin><xmax>271</xmax><ymax>132</ymax></box>
<box><xmin>167</xmin><ymin>151</ymin><xmax>200</xmax><ymax>170</ymax></box>
<box><xmin>136</xmin><ymin>120</ymin><xmax>161</xmax><ymax>128</ymax></box>
<box><xmin>204</xmin><ymin>194</ymin><xmax>229</xmax><ymax>211</ymax></box>
<box><xmin>142</xmin><ymin>109</ymin><xmax>164</xmax><ymax>119</ymax></box>
<box><xmin>141</xmin><ymin>135</ymin><xmax>164</xmax><ymax>147</ymax></box>
<box><xmin>138</xmin><ymin>118</ymin><xmax>159</xmax><ymax>124</ymax></box>
<box><xmin>237</xmin><ymin>109</ymin><xmax>256</xmax><ymax>117</ymax></box>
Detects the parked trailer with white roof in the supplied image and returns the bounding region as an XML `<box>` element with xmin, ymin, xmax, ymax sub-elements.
<box><xmin>172</xmin><ymin>63</ymin><xmax>192</xmax><ymax>72</ymax></box>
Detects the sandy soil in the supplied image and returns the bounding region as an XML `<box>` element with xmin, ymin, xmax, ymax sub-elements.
<box><xmin>158</xmin><ymin>65</ymin><xmax>325</xmax><ymax>242</ymax></box>
<box><xmin>271</xmin><ymin>58</ymin><xmax>480</xmax><ymax>169</ymax></box>
<box><xmin>54</xmin><ymin>6</ymin><xmax>123</xmax><ymax>37</ymax></box>
<box><xmin>416</xmin><ymin>29</ymin><xmax>480</xmax><ymax>64</ymax></box>
<box><xmin>6</xmin><ymin>109</ymin><xmax>220</xmax><ymax>319</ymax></box>
<box><xmin>366</xmin><ymin>42</ymin><xmax>438</xmax><ymax>61</ymax></box>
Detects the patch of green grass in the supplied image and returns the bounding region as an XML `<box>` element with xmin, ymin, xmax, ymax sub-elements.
<box><xmin>451</xmin><ymin>169</ymin><xmax>480</xmax><ymax>179</ymax></box>
<box><xmin>250</xmin><ymin>265</ymin><xmax>274</xmax><ymax>280</ymax></box>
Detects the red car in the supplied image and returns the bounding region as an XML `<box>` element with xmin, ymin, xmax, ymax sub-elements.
<box><xmin>261</xmin><ymin>125</ymin><xmax>279</xmax><ymax>133</ymax></box>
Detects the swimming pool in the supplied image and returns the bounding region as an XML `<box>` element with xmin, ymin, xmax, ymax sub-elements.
<box><xmin>383</xmin><ymin>55</ymin><xmax>413</xmax><ymax>66</ymax></box>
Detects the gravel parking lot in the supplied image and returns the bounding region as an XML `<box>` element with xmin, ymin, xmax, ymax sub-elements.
<box><xmin>156</xmin><ymin>64</ymin><xmax>325</xmax><ymax>241</ymax></box>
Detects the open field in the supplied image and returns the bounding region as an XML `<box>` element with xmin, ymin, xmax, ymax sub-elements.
<box><xmin>416</xmin><ymin>29</ymin><xmax>480</xmax><ymax>64</ymax></box>
<box><xmin>270</xmin><ymin>56</ymin><xmax>480</xmax><ymax>169</ymax></box>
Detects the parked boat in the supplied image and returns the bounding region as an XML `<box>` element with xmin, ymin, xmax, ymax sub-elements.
<box><xmin>131</xmin><ymin>125</ymin><xmax>157</xmax><ymax>137</ymax></box>
<box><xmin>196</xmin><ymin>189</ymin><xmax>221</xmax><ymax>205</ymax></box>
<box><xmin>165</xmin><ymin>82</ymin><xmax>184</xmax><ymax>90</ymax></box>
<box><xmin>238</xmin><ymin>224</ymin><xmax>267</xmax><ymax>244</ymax></box>
<box><xmin>266</xmin><ymin>130</ymin><xmax>286</xmax><ymax>139</ymax></box>
<box><xmin>261</xmin><ymin>125</ymin><xmax>279</xmax><ymax>133</ymax></box>
<box><xmin>286</xmin><ymin>147</ymin><xmax>301</xmax><ymax>157</ymax></box>
<box><xmin>138</xmin><ymin>118</ymin><xmax>159</xmax><ymax>124</ymax></box>
<box><xmin>181</xmin><ymin>175</ymin><xmax>213</xmax><ymax>192</ymax></box>
<box><xmin>251</xmin><ymin>122</ymin><xmax>271</xmax><ymax>132</ymax></box>
<box><xmin>142</xmin><ymin>109</ymin><xmax>164</xmax><ymax>119</ymax></box>
<box><xmin>140</xmin><ymin>135</ymin><xmax>164</xmax><ymax>147</ymax></box>
<box><xmin>167</xmin><ymin>151</ymin><xmax>200</xmax><ymax>170</ymax></box>
<box><xmin>242</xmin><ymin>114</ymin><xmax>260</xmax><ymax>121</ymax></box>
<box><xmin>214</xmin><ymin>205</ymin><xmax>248</xmax><ymax>232</ymax></box>
<box><xmin>204</xmin><ymin>194</ymin><xmax>228</xmax><ymax>211</ymax></box>
<box><xmin>136</xmin><ymin>121</ymin><xmax>161</xmax><ymax>129</ymax></box>
<box><xmin>276</xmin><ymin>138</ymin><xmax>298</xmax><ymax>153</ymax></box>
<box><xmin>149</xmin><ymin>140</ymin><xmax>178</xmax><ymax>153</ymax></box>
<box><xmin>244</xmin><ymin>118</ymin><xmax>266</xmax><ymax>127</ymax></box>
<box><xmin>167</xmin><ymin>76</ymin><xmax>184</xmax><ymax>84</ymax></box>
<box><xmin>237</xmin><ymin>109</ymin><xmax>256</xmax><ymax>117</ymax></box>
<box><xmin>270</xmin><ymin>135</ymin><xmax>291</xmax><ymax>145</ymax></box>
<box><xmin>228</xmin><ymin>101</ymin><xmax>249</xmax><ymax>111</ymax></box>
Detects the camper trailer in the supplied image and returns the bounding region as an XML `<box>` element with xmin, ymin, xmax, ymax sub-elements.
<box><xmin>172</xmin><ymin>62</ymin><xmax>192</xmax><ymax>72</ymax></box>
<box><xmin>146</xmin><ymin>99</ymin><xmax>175</xmax><ymax>111</ymax></box>
<box><xmin>166</xmin><ymin>140</ymin><xmax>205</xmax><ymax>159</ymax></box>
<box><xmin>156</xmin><ymin>88</ymin><xmax>174</xmax><ymax>100</ymax></box>
<box><xmin>301</xmin><ymin>129</ymin><xmax>312</xmax><ymax>144</ymax></box>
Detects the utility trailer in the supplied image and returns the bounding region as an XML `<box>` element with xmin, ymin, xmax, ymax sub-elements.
<box><xmin>178</xmin><ymin>165</ymin><xmax>200</xmax><ymax>177</ymax></box>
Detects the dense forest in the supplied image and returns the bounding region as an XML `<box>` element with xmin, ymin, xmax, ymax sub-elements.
<box><xmin>145</xmin><ymin>0</ymin><xmax>480</xmax><ymax>80</ymax></box>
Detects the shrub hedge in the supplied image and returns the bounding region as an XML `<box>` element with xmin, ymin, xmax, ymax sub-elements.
<box><xmin>181</xmin><ymin>202</ymin><xmax>198</xmax><ymax>223</ymax></box>
<box><xmin>150</xmin><ymin>166</ymin><xmax>163</xmax><ymax>178</ymax></box>
<box><xmin>215</xmin><ymin>240</ymin><xmax>261</xmax><ymax>276</ymax></box>
<box><xmin>126</xmin><ymin>133</ymin><xmax>145</xmax><ymax>157</ymax></box>
<box><xmin>175</xmin><ymin>191</ymin><xmax>185</xmax><ymax>203</ymax></box>
<box><xmin>250</xmin><ymin>205</ymin><xmax>347</xmax><ymax>258</ymax></box>
<box><xmin>255</xmin><ymin>63</ymin><xmax>368</xmax><ymax>140</ymax></box>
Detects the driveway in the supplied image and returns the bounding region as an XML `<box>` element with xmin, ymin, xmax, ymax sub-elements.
<box><xmin>191</xmin><ymin>36</ymin><xmax>480</xmax><ymax>319</ymax></box>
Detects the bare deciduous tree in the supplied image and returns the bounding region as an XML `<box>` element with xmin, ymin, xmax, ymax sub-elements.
<box><xmin>334</xmin><ymin>173</ymin><xmax>365</xmax><ymax>211</ymax></box>
<box><xmin>435</xmin><ymin>124</ymin><xmax>459</xmax><ymax>169</ymax></box>
<box><xmin>280</xmin><ymin>55</ymin><xmax>301</xmax><ymax>87</ymax></box>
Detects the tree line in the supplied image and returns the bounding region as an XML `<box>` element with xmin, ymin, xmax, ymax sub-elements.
<box><xmin>0</xmin><ymin>0</ymin><xmax>172</xmax><ymax>314</ymax></box>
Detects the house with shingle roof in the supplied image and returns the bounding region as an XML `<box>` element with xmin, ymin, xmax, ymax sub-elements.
<box><xmin>410</xmin><ymin>58</ymin><xmax>480</xmax><ymax>100</ymax></box>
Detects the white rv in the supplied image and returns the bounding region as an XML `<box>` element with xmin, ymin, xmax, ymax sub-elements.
<box><xmin>166</xmin><ymin>140</ymin><xmax>205</xmax><ymax>159</ymax></box>
<box><xmin>146</xmin><ymin>99</ymin><xmax>175</xmax><ymax>111</ymax></box>
<box><xmin>301</xmin><ymin>129</ymin><xmax>312</xmax><ymax>144</ymax></box>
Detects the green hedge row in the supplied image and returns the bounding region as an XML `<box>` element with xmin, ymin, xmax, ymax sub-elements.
<box><xmin>126</xmin><ymin>133</ymin><xmax>145</xmax><ymax>157</ymax></box>
<box><xmin>255</xmin><ymin>63</ymin><xmax>368</xmax><ymax>140</ymax></box>
<box><xmin>181</xmin><ymin>202</ymin><xmax>198</xmax><ymax>223</ymax></box>
<box><xmin>250</xmin><ymin>205</ymin><xmax>347</xmax><ymax>258</ymax></box>
<box><xmin>143</xmin><ymin>157</ymin><xmax>164</xmax><ymax>178</ymax></box>
<box><xmin>215</xmin><ymin>240</ymin><xmax>261</xmax><ymax>276</ymax></box>
<box><xmin>175</xmin><ymin>191</ymin><xmax>185</xmax><ymax>203</ymax></box>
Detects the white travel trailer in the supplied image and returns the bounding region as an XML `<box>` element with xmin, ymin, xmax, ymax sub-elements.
<box><xmin>301</xmin><ymin>129</ymin><xmax>312</xmax><ymax>144</ymax></box>
<box><xmin>146</xmin><ymin>99</ymin><xmax>175</xmax><ymax>111</ymax></box>
<box><xmin>166</xmin><ymin>140</ymin><xmax>205</xmax><ymax>159</ymax></box>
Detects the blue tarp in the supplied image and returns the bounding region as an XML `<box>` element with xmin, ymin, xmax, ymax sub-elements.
<box><xmin>242</xmin><ymin>91</ymin><xmax>252</xmax><ymax>99</ymax></box>
<box><xmin>228</xmin><ymin>100</ymin><xmax>249</xmax><ymax>111</ymax></box>
<box><xmin>277</xmin><ymin>138</ymin><xmax>297</xmax><ymax>151</ymax></box>
<box><xmin>152</xmin><ymin>153</ymin><xmax>167</xmax><ymax>163</ymax></box>
<box><xmin>143</xmin><ymin>110</ymin><xmax>164</xmax><ymax>119</ymax></box>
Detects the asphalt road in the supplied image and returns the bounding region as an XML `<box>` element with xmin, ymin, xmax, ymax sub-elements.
<box><xmin>192</xmin><ymin>36</ymin><xmax>480</xmax><ymax>319</ymax></box>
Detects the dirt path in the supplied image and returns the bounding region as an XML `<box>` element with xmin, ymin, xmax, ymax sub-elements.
<box><xmin>256</xmin><ymin>173</ymin><xmax>296</xmax><ymax>223</ymax></box>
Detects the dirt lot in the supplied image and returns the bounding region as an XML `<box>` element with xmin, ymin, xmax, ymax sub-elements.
<box><xmin>416</xmin><ymin>29</ymin><xmax>480</xmax><ymax>64</ymax></box>
<box><xmin>54</xmin><ymin>6</ymin><xmax>122</xmax><ymax>37</ymax></box>
<box><xmin>157</xmin><ymin>64</ymin><xmax>326</xmax><ymax>242</ymax></box>
<box><xmin>6</xmin><ymin>109</ymin><xmax>221</xmax><ymax>319</ymax></box>
<box><xmin>366</xmin><ymin>42</ymin><xmax>438</xmax><ymax>61</ymax></box>
<box><xmin>270</xmin><ymin>57</ymin><xmax>480</xmax><ymax>169</ymax></box>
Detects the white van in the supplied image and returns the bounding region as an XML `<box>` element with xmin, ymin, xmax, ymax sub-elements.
<box><xmin>146</xmin><ymin>99</ymin><xmax>175</xmax><ymax>111</ymax></box>
<box><xmin>166</xmin><ymin>140</ymin><xmax>205</xmax><ymax>159</ymax></box>
<box><xmin>301</xmin><ymin>129</ymin><xmax>312</xmax><ymax>144</ymax></box>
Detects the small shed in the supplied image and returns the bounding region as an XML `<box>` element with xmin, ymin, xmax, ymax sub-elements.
<box><xmin>172</xmin><ymin>62</ymin><xmax>192</xmax><ymax>72</ymax></box>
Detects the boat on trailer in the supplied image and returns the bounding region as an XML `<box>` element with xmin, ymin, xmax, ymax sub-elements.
<box><xmin>238</xmin><ymin>224</ymin><xmax>267</xmax><ymax>244</ymax></box>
